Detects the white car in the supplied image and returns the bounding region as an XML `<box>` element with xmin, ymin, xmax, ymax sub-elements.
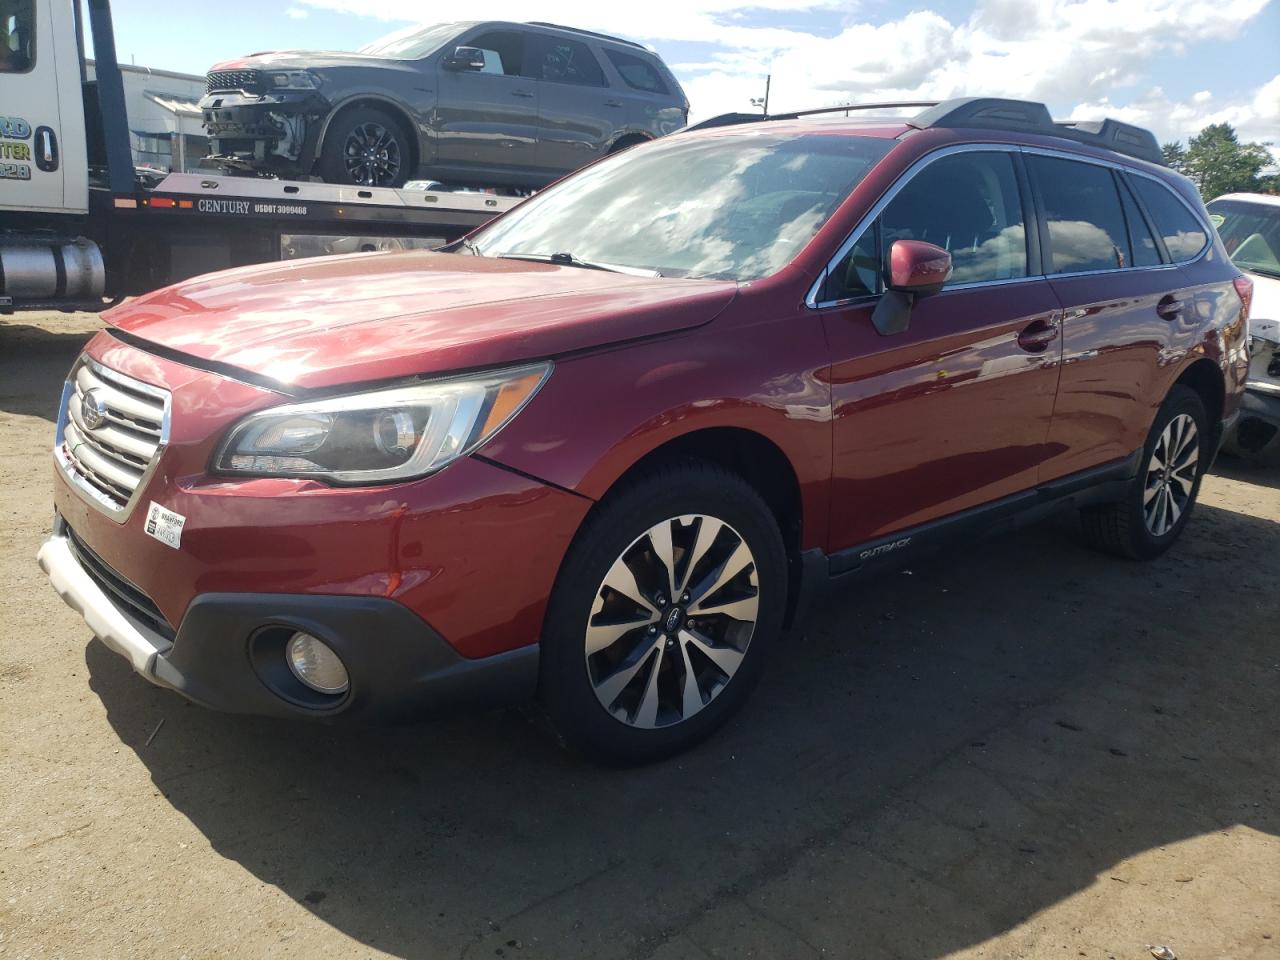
<box><xmin>1209</xmin><ymin>193</ymin><xmax>1280</xmax><ymax>464</ymax></box>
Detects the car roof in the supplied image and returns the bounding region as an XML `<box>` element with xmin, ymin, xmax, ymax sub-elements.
<box><xmin>1212</xmin><ymin>193</ymin><xmax>1280</xmax><ymax>208</ymax></box>
<box><xmin>684</xmin><ymin>97</ymin><xmax>1166</xmax><ymax>167</ymax></box>
<box><xmin>677</xmin><ymin>117</ymin><xmax>912</xmax><ymax>141</ymax></box>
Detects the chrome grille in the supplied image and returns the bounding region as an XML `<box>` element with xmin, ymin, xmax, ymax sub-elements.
<box><xmin>56</xmin><ymin>356</ymin><xmax>170</xmax><ymax>520</ymax></box>
<box><xmin>206</xmin><ymin>70</ymin><xmax>264</xmax><ymax>95</ymax></box>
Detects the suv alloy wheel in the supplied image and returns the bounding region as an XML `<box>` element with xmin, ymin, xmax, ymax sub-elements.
<box><xmin>539</xmin><ymin>463</ymin><xmax>787</xmax><ymax>765</ymax></box>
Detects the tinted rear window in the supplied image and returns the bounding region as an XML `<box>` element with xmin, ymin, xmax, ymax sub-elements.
<box><xmin>1028</xmin><ymin>156</ymin><xmax>1130</xmax><ymax>274</ymax></box>
<box><xmin>606</xmin><ymin>50</ymin><xmax>670</xmax><ymax>95</ymax></box>
<box><xmin>527</xmin><ymin>34</ymin><xmax>605</xmax><ymax>86</ymax></box>
<box><xmin>1131</xmin><ymin>176</ymin><xmax>1210</xmax><ymax>262</ymax></box>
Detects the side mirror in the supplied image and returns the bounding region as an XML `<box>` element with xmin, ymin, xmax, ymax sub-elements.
<box><xmin>443</xmin><ymin>46</ymin><xmax>485</xmax><ymax>72</ymax></box>
<box><xmin>872</xmin><ymin>240</ymin><xmax>953</xmax><ymax>336</ymax></box>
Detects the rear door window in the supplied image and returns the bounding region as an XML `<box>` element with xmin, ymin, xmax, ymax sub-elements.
<box><xmin>1130</xmin><ymin>176</ymin><xmax>1210</xmax><ymax>262</ymax></box>
<box><xmin>1028</xmin><ymin>155</ymin><xmax>1131</xmax><ymax>274</ymax></box>
<box><xmin>526</xmin><ymin>34</ymin><xmax>606</xmax><ymax>86</ymax></box>
<box><xmin>1118</xmin><ymin>179</ymin><xmax>1162</xmax><ymax>267</ymax></box>
<box><xmin>605</xmin><ymin>50</ymin><xmax>670</xmax><ymax>95</ymax></box>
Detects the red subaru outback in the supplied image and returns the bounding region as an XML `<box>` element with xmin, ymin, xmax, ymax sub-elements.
<box><xmin>40</xmin><ymin>98</ymin><xmax>1251</xmax><ymax>763</ymax></box>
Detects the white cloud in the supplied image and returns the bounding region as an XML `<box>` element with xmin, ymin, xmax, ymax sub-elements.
<box><xmin>285</xmin><ymin>6</ymin><xmax>309</xmax><ymax>18</ymax></box>
<box><xmin>296</xmin><ymin>0</ymin><xmax>1278</xmax><ymax>146</ymax></box>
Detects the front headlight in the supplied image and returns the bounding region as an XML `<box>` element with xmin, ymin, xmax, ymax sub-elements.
<box><xmin>214</xmin><ymin>363</ymin><xmax>550</xmax><ymax>484</ymax></box>
<box><xmin>267</xmin><ymin>71</ymin><xmax>320</xmax><ymax>90</ymax></box>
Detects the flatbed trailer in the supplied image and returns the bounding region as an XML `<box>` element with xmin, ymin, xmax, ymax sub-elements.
<box><xmin>0</xmin><ymin>0</ymin><xmax>517</xmax><ymax>314</ymax></box>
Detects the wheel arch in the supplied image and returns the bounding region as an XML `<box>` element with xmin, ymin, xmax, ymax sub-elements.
<box><xmin>1173</xmin><ymin>357</ymin><xmax>1225</xmax><ymax>442</ymax></box>
<box><xmin>590</xmin><ymin>426</ymin><xmax>807</xmax><ymax>627</ymax></box>
<box><xmin>313</xmin><ymin>95</ymin><xmax>421</xmax><ymax>174</ymax></box>
<box><xmin>607</xmin><ymin>131</ymin><xmax>654</xmax><ymax>154</ymax></box>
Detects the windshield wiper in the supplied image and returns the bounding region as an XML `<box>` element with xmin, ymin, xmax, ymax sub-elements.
<box><xmin>497</xmin><ymin>251</ymin><xmax>662</xmax><ymax>278</ymax></box>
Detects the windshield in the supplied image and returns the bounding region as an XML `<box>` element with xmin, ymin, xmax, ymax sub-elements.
<box><xmin>359</xmin><ymin>22</ymin><xmax>461</xmax><ymax>59</ymax></box>
<box><xmin>1208</xmin><ymin>198</ymin><xmax>1280</xmax><ymax>280</ymax></box>
<box><xmin>469</xmin><ymin>132</ymin><xmax>894</xmax><ymax>281</ymax></box>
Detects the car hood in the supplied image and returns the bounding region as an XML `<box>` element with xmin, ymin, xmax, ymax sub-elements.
<box><xmin>106</xmin><ymin>252</ymin><xmax>738</xmax><ymax>392</ymax></box>
<box><xmin>210</xmin><ymin>51</ymin><xmax>396</xmax><ymax>71</ymax></box>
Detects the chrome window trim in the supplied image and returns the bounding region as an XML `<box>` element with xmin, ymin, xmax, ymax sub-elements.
<box><xmin>806</xmin><ymin>141</ymin><xmax>1213</xmax><ymax>310</ymax></box>
<box><xmin>53</xmin><ymin>355</ymin><xmax>172</xmax><ymax>524</ymax></box>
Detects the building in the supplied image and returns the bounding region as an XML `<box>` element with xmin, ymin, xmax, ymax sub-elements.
<box><xmin>86</xmin><ymin>60</ymin><xmax>208</xmax><ymax>173</ymax></box>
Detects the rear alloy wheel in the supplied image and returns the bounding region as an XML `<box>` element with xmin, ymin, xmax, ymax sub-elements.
<box><xmin>1143</xmin><ymin>413</ymin><xmax>1199</xmax><ymax>537</ymax></box>
<box><xmin>318</xmin><ymin>106</ymin><xmax>410</xmax><ymax>188</ymax></box>
<box><xmin>540</xmin><ymin>464</ymin><xmax>786</xmax><ymax>764</ymax></box>
<box><xmin>1081</xmin><ymin>385</ymin><xmax>1209</xmax><ymax>560</ymax></box>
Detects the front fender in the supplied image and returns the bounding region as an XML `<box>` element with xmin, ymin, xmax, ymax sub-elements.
<box><xmin>479</xmin><ymin>314</ymin><xmax>833</xmax><ymax>552</ymax></box>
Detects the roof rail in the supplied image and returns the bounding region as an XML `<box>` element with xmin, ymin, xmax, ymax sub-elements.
<box><xmin>685</xmin><ymin>101</ymin><xmax>937</xmax><ymax>133</ymax></box>
<box><xmin>908</xmin><ymin>97</ymin><xmax>1164</xmax><ymax>165</ymax></box>
<box><xmin>525</xmin><ymin>22</ymin><xmax>647</xmax><ymax>50</ymax></box>
<box><xmin>683</xmin><ymin>96</ymin><xmax>1165</xmax><ymax>166</ymax></box>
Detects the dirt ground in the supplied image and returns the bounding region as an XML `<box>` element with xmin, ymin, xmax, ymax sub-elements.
<box><xmin>1</xmin><ymin>311</ymin><xmax>1277</xmax><ymax>960</ymax></box>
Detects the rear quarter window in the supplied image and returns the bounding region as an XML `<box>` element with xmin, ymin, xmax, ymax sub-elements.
<box><xmin>1130</xmin><ymin>176</ymin><xmax>1210</xmax><ymax>262</ymax></box>
<box><xmin>606</xmin><ymin>50</ymin><xmax>670</xmax><ymax>95</ymax></box>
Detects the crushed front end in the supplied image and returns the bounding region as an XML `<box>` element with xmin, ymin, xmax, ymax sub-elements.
<box><xmin>199</xmin><ymin>68</ymin><xmax>328</xmax><ymax>177</ymax></box>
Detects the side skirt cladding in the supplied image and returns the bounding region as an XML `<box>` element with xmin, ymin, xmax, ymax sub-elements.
<box><xmin>825</xmin><ymin>450</ymin><xmax>1143</xmax><ymax>582</ymax></box>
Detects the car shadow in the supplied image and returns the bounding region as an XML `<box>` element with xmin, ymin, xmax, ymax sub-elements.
<box><xmin>86</xmin><ymin>499</ymin><xmax>1279</xmax><ymax>959</ymax></box>
<box><xmin>0</xmin><ymin>319</ymin><xmax>100</xmax><ymax>422</ymax></box>
<box><xmin>1213</xmin><ymin>452</ymin><xmax>1280</xmax><ymax>491</ymax></box>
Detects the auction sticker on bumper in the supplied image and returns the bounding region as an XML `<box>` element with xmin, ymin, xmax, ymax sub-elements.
<box><xmin>144</xmin><ymin>502</ymin><xmax>186</xmax><ymax>549</ymax></box>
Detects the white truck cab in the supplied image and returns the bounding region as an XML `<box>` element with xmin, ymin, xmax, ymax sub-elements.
<box><xmin>1</xmin><ymin>0</ymin><xmax>88</xmax><ymax>214</ymax></box>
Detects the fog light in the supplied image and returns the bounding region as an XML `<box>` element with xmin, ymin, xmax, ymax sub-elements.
<box><xmin>286</xmin><ymin>632</ymin><xmax>349</xmax><ymax>694</ymax></box>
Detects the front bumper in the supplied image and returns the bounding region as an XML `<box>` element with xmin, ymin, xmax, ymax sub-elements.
<box><xmin>39</xmin><ymin>518</ymin><xmax>538</xmax><ymax>720</ymax></box>
<box><xmin>41</xmin><ymin>334</ymin><xmax>593</xmax><ymax>719</ymax></box>
<box><xmin>199</xmin><ymin>90</ymin><xmax>327</xmax><ymax>166</ymax></box>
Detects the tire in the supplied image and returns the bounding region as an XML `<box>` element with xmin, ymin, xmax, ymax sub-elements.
<box><xmin>607</xmin><ymin>135</ymin><xmax>649</xmax><ymax>155</ymax></box>
<box><xmin>1081</xmin><ymin>385</ymin><xmax>1210</xmax><ymax>560</ymax></box>
<box><xmin>317</xmin><ymin>106</ymin><xmax>411</xmax><ymax>188</ymax></box>
<box><xmin>539</xmin><ymin>463</ymin><xmax>788</xmax><ymax>765</ymax></box>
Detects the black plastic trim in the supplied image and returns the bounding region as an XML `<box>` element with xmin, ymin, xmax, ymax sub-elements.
<box><xmin>105</xmin><ymin>328</ymin><xmax>303</xmax><ymax>397</ymax></box>
<box><xmin>149</xmin><ymin>592</ymin><xmax>539</xmax><ymax>721</ymax></box>
<box><xmin>823</xmin><ymin>451</ymin><xmax>1142</xmax><ymax>579</ymax></box>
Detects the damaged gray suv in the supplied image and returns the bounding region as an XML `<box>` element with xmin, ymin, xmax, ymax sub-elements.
<box><xmin>199</xmin><ymin>21</ymin><xmax>688</xmax><ymax>189</ymax></box>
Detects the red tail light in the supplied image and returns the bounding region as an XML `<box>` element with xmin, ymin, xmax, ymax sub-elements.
<box><xmin>1233</xmin><ymin>275</ymin><xmax>1254</xmax><ymax>320</ymax></box>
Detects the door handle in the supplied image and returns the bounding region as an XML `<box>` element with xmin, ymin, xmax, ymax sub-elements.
<box><xmin>34</xmin><ymin>126</ymin><xmax>59</xmax><ymax>172</ymax></box>
<box><xmin>1017</xmin><ymin>316</ymin><xmax>1060</xmax><ymax>353</ymax></box>
<box><xmin>1156</xmin><ymin>295</ymin><xmax>1183</xmax><ymax>321</ymax></box>
<box><xmin>605</xmin><ymin>98</ymin><xmax>624</xmax><ymax>108</ymax></box>
<box><xmin>511</xmin><ymin>89</ymin><xmax>534</xmax><ymax>98</ymax></box>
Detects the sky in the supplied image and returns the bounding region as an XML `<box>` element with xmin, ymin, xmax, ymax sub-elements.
<box><xmin>103</xmin><ymin>0</ymin><xmax>1280</xmax><ymax>151</ymax></box>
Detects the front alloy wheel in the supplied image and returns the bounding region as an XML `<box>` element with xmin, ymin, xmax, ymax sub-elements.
<box><xmin>586</xmin><ymin>515</ymin><xmax>759</xmax><ymax>729</ymax></box>
<box><xmin>539</xmin><ymin>463</ymin><xmax>787</xmax><ymax>765</ymax></box>
<box><xmin>343</xmin><ymin>121</ymin><xmax>402</xmax><ymax>187</ymax></box>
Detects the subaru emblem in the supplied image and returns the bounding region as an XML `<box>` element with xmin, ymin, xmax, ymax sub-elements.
<box><xmin>80</xmin><ymin>390</ymin><xmax>108</xmax><ymax>430</ymax></box>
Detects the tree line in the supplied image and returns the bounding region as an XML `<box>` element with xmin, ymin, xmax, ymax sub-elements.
<box><xmin>1162</xmin><ymin>123</ymin><xmax>1278</xmax><ymax>200</ymax></box>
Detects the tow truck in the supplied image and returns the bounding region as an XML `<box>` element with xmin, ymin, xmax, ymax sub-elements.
<box><xmin>0</xmin><ymin>0</ymin><xmax>518</xmax><ymax>314</ymax></box>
